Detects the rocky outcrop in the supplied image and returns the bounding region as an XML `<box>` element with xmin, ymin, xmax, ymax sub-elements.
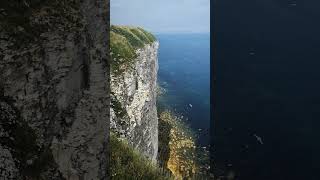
<box><xmin>0</xmin><ymin>0</ymin><xmax>109</xmax><ymax>179</ymax></box>
<box><xmin>110</xmin><ymin>26</ymin><xmax>159</xmax><ymax>162</ymax></box>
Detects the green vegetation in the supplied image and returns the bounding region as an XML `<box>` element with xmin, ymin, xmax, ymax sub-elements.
<box><xmin>111</xmin><ymin>25</ymin><xmax>156</xmax><ymax>48</ymax></box>
<box><xmin>110</xmin><ymin>134</ymin><xmax>172</xmax><ymax>180</ymax></box>
<box><xmin>158</xmin><ymin>109</ymin><xmax>213</xmax><ymax>179</ymax></box>
<box><xmin>158</xmin><ymin>110</ymin><xmax>197</xmax><ymax>179</ymax></box>
<box><xmin>137</xmin><ymin>27</ymin><xmax>157</xmax><ymax>42</ymax></box>
<box><xmin>110</xmin><ymin>25</ymin><xmax>156</xmax><ymax>75</ymax></box>
<box><xmin>158</xmin><ymin>113</ymin><xmax>172</xmax><ymax>168</ymax></box>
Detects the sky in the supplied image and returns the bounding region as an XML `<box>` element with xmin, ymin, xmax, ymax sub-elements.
<box><xmin>110</xmin><ymin>0</ymin><xmax>210</xmax><ymax>34</ymax></box>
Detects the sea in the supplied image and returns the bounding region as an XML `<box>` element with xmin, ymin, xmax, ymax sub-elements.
<box><xmin>155</xmin><ymin>33</ymin><xmax>211</xmax><ymax>147</ymax></box>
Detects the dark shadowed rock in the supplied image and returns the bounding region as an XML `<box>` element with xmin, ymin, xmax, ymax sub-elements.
<box><xmin>0</xmin><ymin>0</ymin><xmax>109</xmax><ymax>179</ymax></box>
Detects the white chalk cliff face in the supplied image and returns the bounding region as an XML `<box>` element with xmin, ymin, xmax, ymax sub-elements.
<box><xmin>111</xmin><ymin>42</ymin><xmax>159</xmax><ymax>162</ymax></box>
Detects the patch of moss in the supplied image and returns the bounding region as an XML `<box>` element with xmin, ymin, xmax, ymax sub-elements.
<box><xmin>110</xmin><ymin>25</ymin><xmax>157</xmax><ymax>75</ymax></box>
<box><xmin>110</xmin><ymin>134</ymin><xmax>173</xmax><ymax>180</ymax></box>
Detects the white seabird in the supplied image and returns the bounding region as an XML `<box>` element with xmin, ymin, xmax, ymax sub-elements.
<box><xmin>253</xmin><ymin>134</ymin><xmax>264</xmax><ymax>145</ymax></box>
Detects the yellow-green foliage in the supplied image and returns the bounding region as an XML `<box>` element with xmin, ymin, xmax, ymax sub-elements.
<box><xmin>110</xmin><ymin>134</ymin><xmax>172</xmax><ymax>180</ymax></box>
<box><xmin>158</xmin><ymin>111</ymin><xmax>199</xmax><ymax>179</ymax></box>
<box><xmin>110</xmin><ymin>25</ymin><xmax>156</xmax><ymax>75</ymax></box>
<box><xmin>110</xmin><ymin>31</ymin><xmax>137</xmax><ymax>75</ymax></box>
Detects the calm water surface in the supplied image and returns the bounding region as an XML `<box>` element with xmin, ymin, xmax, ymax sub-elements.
<box><xmin>156</xmin><ymin>33</ymin><xmax>210</xmax><ymax>146</ymax></box>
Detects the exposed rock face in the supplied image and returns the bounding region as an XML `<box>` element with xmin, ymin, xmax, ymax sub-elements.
<box><xmin>111</xmin><ymin>42</ymin><xmax>159</xmax><ymax>162</ymax></box>
<box><xmin>0</xmin><ymin>0</ymin><xmax>109</xmax><ymax>179</ymax></box>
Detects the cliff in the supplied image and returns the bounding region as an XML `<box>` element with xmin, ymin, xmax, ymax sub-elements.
<box><xmin>110</xmin><ymin>26</ymin><xmax>159</xmax><ymax>162</ymax></box>
<box><xmin>0</xmin><ymin>1</ymin><xmax>109</xmax><ymax>179</ymax></box>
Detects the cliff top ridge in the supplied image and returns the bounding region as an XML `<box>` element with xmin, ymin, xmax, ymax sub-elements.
<box><xmin>110</xmin><ymin>25</ymin><xmax>157</xmax><ymax>75</ymax></box>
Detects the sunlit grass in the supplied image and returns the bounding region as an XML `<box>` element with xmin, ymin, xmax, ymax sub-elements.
<box><xmin>110</xmin><ymin>25</ymin><xmax>157</xmax><ymax>75</ymax></box>
<box><xmin>159</xmin><ymin>111</ymin><xmax>197</xmax><ymax>179</ymax></box>
<box><xmin>110</xmin><ymin>133</ymin><xmax>173</xmax><ymax>180</ymax></box>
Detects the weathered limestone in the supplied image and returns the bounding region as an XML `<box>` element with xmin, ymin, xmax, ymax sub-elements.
<box><xmin>111</xmin><ymin>42</ymin><xmax>159</xmax><ymax>162</ymax></box>
<box><xmin>0</xmin><ymin>0</ymin><xmax>109</xmax><ymax>179</ymax></box>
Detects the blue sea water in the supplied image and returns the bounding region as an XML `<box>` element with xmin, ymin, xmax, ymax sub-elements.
<box><xmin>155</xmin><ymin>33</ymin><xmax>210</xmax><ymax>146</ymax></box>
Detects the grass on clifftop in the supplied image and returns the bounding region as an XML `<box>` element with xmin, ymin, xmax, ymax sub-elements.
<box><xmin>110</xmin><ymin>134</ymin><xmax>172</xmax><ymax>180</ymax></box>
<box><xmin>110</xmin><ymin>25</ymin><xmax>156</xmax><ymax>75</ymax></box>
